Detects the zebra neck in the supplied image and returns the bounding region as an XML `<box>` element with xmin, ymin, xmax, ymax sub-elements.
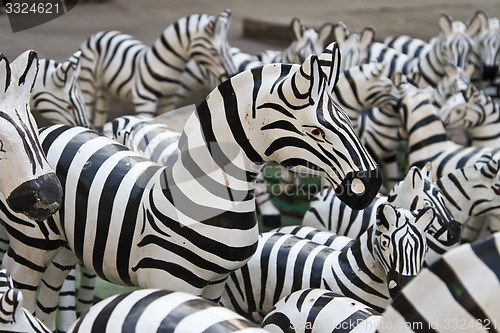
<box><xmin>417</xmin><ymin>42</ymin><xmax>446</xmax><ymax>87</ymax></box>
<box><xmin>436</xmin><ymin>176</ymin><xmax>472</xmax><ymax>223</ymax></box>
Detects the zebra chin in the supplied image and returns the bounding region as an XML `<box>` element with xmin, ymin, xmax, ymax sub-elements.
<box><xmin>334</xmin><ymin>168</ymin><xmax>382</xmax><ymax>210</ymax></box>
<box><xmin>6</xmin><ymin>173</ymin><xmax>63</xmax><ymax>221</ymax></box>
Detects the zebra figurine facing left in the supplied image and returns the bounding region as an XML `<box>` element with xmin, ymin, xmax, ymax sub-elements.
<box><xmin>220</xmin><ymin>203</ymin><xmax>438</xmax><ymax>321</ymax></box>
<box><xmin>4</xmin><ymin>42</ymin><xmax>382</xmax><ymax>331</ymax></box>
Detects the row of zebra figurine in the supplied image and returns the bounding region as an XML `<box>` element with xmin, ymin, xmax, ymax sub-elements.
<box><xmin>1</xmin><ymin>7</ymin><xmax>499</xmax><ymax>333</ymax></box>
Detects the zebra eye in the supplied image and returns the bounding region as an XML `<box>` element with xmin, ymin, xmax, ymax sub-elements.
<box><xmin>381</xmin><ymin>240</ymin><xmax>388</xmax><ymax>248</ymax></box>
<box><xmin>311</xmin><ymin>128</ymin><xmax>321</xmax><ymax>136</ymax></box>
<box><xmin>66</xmin><ymin>105</ymin><xmax>73</xmax><ymax>111</ymax></box>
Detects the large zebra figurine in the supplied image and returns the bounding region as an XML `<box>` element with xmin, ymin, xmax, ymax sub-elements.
<box><xmin>68</xmin><ymin>289</ymin><xmax>268</xmax><ymax>333</ymax></box>
<box><xmin>4</xmin><ymin>43</ymin><xmax>382</xmax><ymax>330</ymax></box>
<box><xmin>0</xmin><ymin>270</ymin><xmax>50</xmax><ymax>333</ymax></box>
<box><xmin>220</xmin><ymin>203</ymin><xmax>438</xmax><ymax>321</ymax></box>
<box><xmin>78</xmin><ymin>10</ymin><xmax>236</xmax><ymax>130</ymax></box>
<box><xmin>332</xmin><ymin>22</ymin><xmax>375</xmax><ymax>71</ymax></box>
<box><xmin>302</xmin><ymin>163</ymin><xmax>460</xmax><ymax>263</ymax></box>
<box><xmin>31</xmin><ymin>51</ymin><xmax>91</xmax><ymax>128</ymax></box>
<box><xmin>0</xmin><ymin>50</ymin><xmax>62</xmax><ymax>221</ymax></box>
<box><xmin>367</xmin><ymin>13</ymin><xmax>483</xmax><ymax>88</ymax></box>
<box><xmin>262</xmin><ymin>230</ymin><xmax>500</xmax><ymax>333</ymax></box>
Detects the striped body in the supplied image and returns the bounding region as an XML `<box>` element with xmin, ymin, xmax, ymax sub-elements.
<box><xmin>221</xmin><ymin>203</ymin><xmax>437</xmax><ymax>321</ymax></box>
<box><xmin>4</xmin><ymin>43</ymin><xmax>382</xmax><ymax>330</ymax></box>
<box><xmin>31</xmin><ymin>52</ymin><xmax>91</xmax><ymax>128</ymax></box>
<box><xmin>367</xmin><ymin>13</ymin><xmax>482</xmax><ymax>87</ymax></box>
<box><xmin>78</xmin><ymin>11</ymin><xmax>236</xmax><ymax>129</ymax></box>
<box><xmin>262</xmin><ymin>289</ymin><xmax>382</xmax><ymax>333</ymax></box>
<box><xmin>0</xmin><ymin>270</ymin><xmax>50</xmax><ymax>333</ymax></box>
<box><xmin>68</xmin><ymin>289</ymin><xmax>267</xmax><ymax>333</ymax></box>
<box><xmin>0</xmin><ymin>51</ymin><xmax>62</xmax><ymax>221</ymax></box>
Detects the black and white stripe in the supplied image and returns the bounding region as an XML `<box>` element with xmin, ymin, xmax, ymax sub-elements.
<box><xmin>2</xmin><ymin>43</ymin><xmax>382</xmax><ymax>330</ymax></box>
<box><xmin>78</xmin><ymin>10</ymin><xmax>236</xmax><ymax>130</ymax></box>
<box><xmin>31</xmin><ymin>51</ymin><xmax>91</xmax><ymax>128</ymax></box>
<box><xmin>220</xmin><ymin>203</ymin><xmax>438</xmax><ymax>321</ymax></box>
<box><xmin>367</xmin><ymin>13</ymin><xmax>483</xmax><ymax>88</ymax></box>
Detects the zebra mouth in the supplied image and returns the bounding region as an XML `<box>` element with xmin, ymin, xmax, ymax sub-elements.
<box><xmin>334</xmin><ymin>168</ymin><xmax>382</xmax><ymax>210</ymax></box>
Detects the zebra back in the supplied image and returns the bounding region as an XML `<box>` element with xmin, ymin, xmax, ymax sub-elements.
<box><xmin>0</xmin><ymin>270</ymin><xmax>50</xmax><ymax>333</ymax></box>
<box><xmin>68</xmin><ymin>289</ymin><xmax>267</xmax><ymax>333</ymax></box>
<box><xmin>32</xmin><ymin>51</ymin><xmax>91</xmax><ymax>128</ymax></box>
<box><xmin>333</xmin><ymin>21</ymin><xmax>375</xmax><ymax>70</ymax></box>
<box><xmin>0</xmin><ymin>50</ymin><xmax>63</xmax><ymax>221</ymax></box>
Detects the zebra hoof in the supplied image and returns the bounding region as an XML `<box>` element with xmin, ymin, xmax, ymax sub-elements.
<box><xmin>262</xmin><ymin>215</ymin><xmax>281</xmax><ymax>228</ymax></box>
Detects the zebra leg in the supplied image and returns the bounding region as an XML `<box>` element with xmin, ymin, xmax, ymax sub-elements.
<box><xmin>255</xmin><ymin>171</ymin><xmax>281</xmax><ymax>228</ymax></box>
<box><xmin>57</xmin><ymin>269</ymin><xmax>78</xmax><ymax>333</ymax></box>
<box><xmin>75</xmin><ymin>265</ymin><xmax>97</xmax><ymax>316</ymax></box>
<box><xmin>35</xmin><ymin>248</ymin><xmax>78</xmax><ymax>331</ymax></box>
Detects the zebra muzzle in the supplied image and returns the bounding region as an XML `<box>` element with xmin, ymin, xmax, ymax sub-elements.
<box><xmin>334</xmin><ymin>168</ymin><xmax>382</xmax><ymax>210</ymax></box>
<box><xmin>387</xmin><ymin>272</ymin><xmax>413</xmax><ymax>299</ymax></box>
<box><xmin>6</xmin><ymin>173</ymin><xmax>63</xmax><ymax>221</ymax></box>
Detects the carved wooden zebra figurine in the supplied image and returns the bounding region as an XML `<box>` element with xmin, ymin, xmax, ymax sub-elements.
<box><xmin>67</xmin><ymin>289</ymin><xmax>268</xmax><ymax>333</ymax></box>
<box><xmin>332</xmin><ymin>21</ymin><xmax>375</xmax><ymax>70</ymax></box>
<box><xmin>220</xmin><ymin>203</ymin><xmax>438</xmax><ymax>322</ymax></box>
<box><xmin>31</xmin><ymin>51</ymin><xmax>91</xmax><ymax>128</ymax></box>
<box><xmin>367</xmin><ymin>13</ymin><xmax>483</xmax><ymax>88</ymax></box>
<box><xmin>3</xmin><ymin>43</ymin><xmax>382</xmax><ymax>331</ymax></box>
<box><xmin>302</xmin><ymin>163</ymin><xmax>460</xmax><ymax>263</ymax></box>
<box><xmin>0</xmin><ymin>270</ymin><xmax>51</xmax><ymax>333</ymax></box>
<box><xmin>0</xmin><ymin>50</ymin><xmax>62</xmax><ymax>221</ymax></box>
<box><xmin>78</xmin><ymin>10</ymin><xmax>236</xmax><ymax>130</ymax></box>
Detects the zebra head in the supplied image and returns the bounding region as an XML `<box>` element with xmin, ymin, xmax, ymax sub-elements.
<box><xmin>373</xmin><ymin>203</ymin><xmax>437</xmax><ymax>299</ymax></box>
<box><xmin>0</xmin><ymin>51</ymin><xmax>63</xmax><ymax>221</ymax></box>
<box><xmin>438</xmin><ymin>84</ymin><xmax>490</xmax><ymax>130</ymax></box>
<box><xmin>472</xmin><ymin>10</ymin><xmax>500</xmax><ymax>81</ymax></box>
<box><xmin>432</xmin><ymin>64</ymin><xmax>474</xmax><ymax>107</ymax></box>
<box><xmin>336</xmin><ymin>62</ymin><xmax>400</xmax><ymax>110</ymax></box>
<box><xmin>434</xmin><ymin>13</ymin><xmax>483</xmax><ymax>70</ymax></box>
<box><xmin>333</xmin><ymin>22</ymin><xmax>375</xmax><ymax>71</ymax></box>
<box><xmin>31</xmin><ymin>50</ymin><xmax>91</xmax><ymax>128</ymax></box>
<box><xmin>189</xmin><ymin>10</ymin><xmax>237</xmax><ymax>85</ymax></box>
<box><xmin>388</xmin><ymin>163</ymin><xmax>460</xmax><ymax>247</ymax></box>
<box><xmin>437</xmin><ymin>154</ymin><xmax>500</xmax><ymax>222</ymax></box>
<box><xmin>242</xmin><ymin>42</ymin><xmax>382</xmax><ymax>209</ymax></box>
<box><xmin>281</xmin><ymin>17</ymin><xmax>334</xmax><ymax>64</ymax></box>
<box><xmin>0</xmin><ymin>270</ymin><xmax>50</xmax><ymax>332</ymax></box>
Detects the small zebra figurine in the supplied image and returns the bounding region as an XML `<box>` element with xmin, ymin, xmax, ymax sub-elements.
<box><xmin>220</xmin><ymin>203</ymin><xmax>438</xmax><ymax>321</ymax></box>
<box><xmin>77</xmin><ymin>10</ymin><xmax>237</xmax><ymax>130</ymax></box>
<box><xmin>0</xmin><ymin>50</ymin><xmax>62</xmax><ymax>221</ymax></box>
<box><xmin>3</xmin><ymin>42</ymin><xmax>382</xmax><ymax>331</ymax></box>
<box><xmin>0</xmin><ymin>270</ymin><xmax>50</xmax><ymax>333</ymax></box>
<box><xmin>332</xmin><ymin>21</ymin><xmax>375</xmax><ymax>70</ymax></box>
<box><xmin>31</xmin><ymin>51</ymin><xmax>91</xmax><ymax>128</ymax></box>
<box><xmin>67</xmin><ymin>289</ymin><xmax>268</xmax><ymax>333</ymax></box>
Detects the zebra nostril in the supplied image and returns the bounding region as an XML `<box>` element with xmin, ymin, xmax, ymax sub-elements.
<box><xmin>335</xmin><ymin>168</ymin><xmax>382</xmax><ymax>210</ymax></box>
<box><xmin>482</xmin><ymin>66</ymin><xmax>498</xmax><ymax>81</ymax></box>
<box><xmin>351</xmin><ymin>178</ymin><xmax>365</xmax><ymax>195</ymax></box>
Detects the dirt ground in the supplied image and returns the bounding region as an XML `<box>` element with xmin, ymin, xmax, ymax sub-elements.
<box><xmin>2</xmin><ymin>0</ymin><xmax>500</xmax><ymax>62</ymax></box>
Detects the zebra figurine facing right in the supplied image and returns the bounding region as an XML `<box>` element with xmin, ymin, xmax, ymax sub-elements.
<box><xmin>6</xmin><ymin>42</ymin><xmax>382</xmax><ymax>331</ymax></box>
<box><xmin>78</xmin><ymin>10</ymin><xmax>237</xmax><ymax>130</ymax></box>
<box><xmin>0</xmin><ymin>50</ymin><xmax>63</xmax><ymax>221</ymax></box>
<box><xmin>220</xmin><ymin>202</ymin><xmax>438</xmax><ymax>321</ymax></box>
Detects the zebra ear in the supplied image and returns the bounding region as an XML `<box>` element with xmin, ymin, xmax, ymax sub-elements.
<box><xmin>444</xmin><ymin>64</ymin><xmax>457</xmax><ymax>78</ymax></box>
<box><xmin>372</xmin><ymin>62</ymin><xmax>386</xmax><ymax>77</ymax></box>
<box><xmin>359</xmin><ymin>26</ymin><xmax>376</xmax><ymax>48</ymax></box>
<box><xmin>464</xmin><ymin>63</ymin><xmax>476</xmax><ymax>78</ymax></box>
<box><xmin>212</xmin><ymin>9</ymin><xmax>232</xmax><ymax>37</ymax></box>
<box><xmin>0</xmin><ymin>53</ymin><xmax>11</xmax><ymax>94</ymax></box>
<box><xmin>413</xmin><ymin>206</ymin><xmax>436</xmax><ymax>232</ymax></box>
<box><xmin>464</xmin><ymin>11</ymin><xmax>484</xmax><ymax>37</ymax></box>
<box><xmin>0</xmin><ymin>282</ymin><xmax>23</xmax><ymax>324</ymax></box>
<box><xmin>376</xmin><ymin>203</ymin><xmax>396</xmax><ymax>231</ymax></box>
<box><xmin>332</xmin><ymin>22</ymin><xmax>348</xmax><ymax>45</ymax></box>
<box><xmin>317</xmin><ymin>22</ymin><xmax>334</xmax><ymax>45</ymax></box>
<box><xmin>390</xmin><ymin>72</ymin><xmax>403</xmax><ymax>88</ymax></box>
<box><xmin>9</xmin><ymin>50</ymin><xmax>39</xmax><ymax>95</ymax></box>
<box><xmin>421</xmin><ymin>162</ymin><xmax>434</xmax><ymax>181</ymax></box>
<box><xmin>290</xmin><ymin>17</ymin><xmax>305</xmax><ymax>40</ymax></box>
<box><xmin>472</xmin><ymin>10</ymin><xmax>489</xmax><ymax>30</ymax></box>
<box><xmin>438</xmin><ymin>13</ymin><xmax>453</xmax><ymax>35</ymax></box>
<box><xmin>482</xmin><ymin>156</ymin><xmax>500</xmax><ymax>175</ymax></box>
<box><xmin>318</xmin><ymin>42</ymin><xmax>341</xmax><ymax>90</ymax></box>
